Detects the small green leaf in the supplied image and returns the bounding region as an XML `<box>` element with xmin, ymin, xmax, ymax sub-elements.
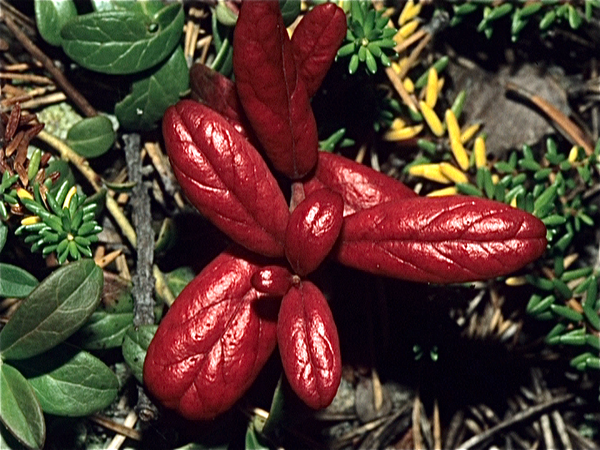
<box><xmin>365</xmin><ymin>48</ymin><xmax>377</xmax><ymax>74</ymax></box>
<box><xmin>154</xmin><ymin>218</ymin><xmax>175</xmax><ymax>253</ymax></box>
<box><xmin>245</xmin><ymin>417</ymin><xmax>269</xmax><ymax>450</ymax></box>
<box><xmin>91</xmin><ymin>0</ymin><xmax>165</xmax><ymax>16</ymax></box>
<box><xmin>121</xmin><ymin>325</ymin><xmax>158</xmax><ymax>383</ymax></box>
<box><xmin>165</xmin><ymin>266</ymin><xmax>195</xmax><ymax>298</ymax></box>
<box><xmin>115</xmin><ymin>46</ymin><xmax>189</xmax><ymax>130</ymax></box>
<box><xmin>486</xmin><ymin>3</ymin><xmax>513</xmax><ymax>22</ymax></box>
<box><xmin>527</xmin><ymin>294</ymin><xmax>555</xmax><ymax>315</ymax></box>
<box><xmin>0</xmin><ymin>264</ymin><xmax>38</xmax><ymax>299</ymax></box>
<box><xmin>279</xmin><ymin>0</ymin><xmax>301</xmax><ymax>27</ymax></box>
<box><xmin>415</xmin><ymin>57</ymin><xmax>449</xmax><ymax>88</ymax></box>
<box><xmin>262</xmin><ymin>377</ymin><xmax>286</xmax><ymax>437</ymax></box>
<box><xmin>454</xmin><ymin>3</ymin><xmax>478</xmax><ymax>15</ymax></box>
<box><xmin>539</xmin><ymin>10</ymin><xmax>556</xmax><ymax>30</ymax></box>
<box><xmin>0</xmin><ymin>259</ymin><xmax>103</xmax><ymax>360</ymax></box>
<box><xmin>0</xmin><ymin>222</ymin><xmax>7</xmax><ymax>253</ymax></box>
<box><xmin>74</xmin><ymin>279</ymin><xmax>134</xmax><ymax>350</ymax></box>
<box><xmin>45</xmin><ymin>160</ymin><xmax>76</xmax><ymax>194</ymax></box>
<box><xmin>568</xmin><ymin>5</ymin><xmax>582</xmax><ymax>29</ymax></box>
<box><xmin>60</xmin><ymin>4</ymin><xmax>184</xmax><ymax>75</ymax></box>
<box><xmin>75</xmin><ymin>310</ymin><xmax>133</xmax><ymax>350</ymax></box>
<box><xmin>348</xmin><ymin>54</ymin><xmax>359</xmax><ymax>74</ymax></box>
<box><xmin>66</xmin><ymin>116</ymin><xmax>115</xmax><ymax>158</ymax></box>
<box><xmin>545</xmin><ymin>323</ymin><xmax>566</xmax><ymax>344</ymax></box>
<box><xmin>0</xmin><ymin>364</ymin><xmax>45</xmax><ymax>450</ymax></box>
<box><xmin>11</xmin><ymin>344</ymin><xmax>118</xmax><ymax>417</ymax></box>
<box><xmin>34</xmin><ymin>0</ymin><xmax>77</xmax><ymax>46</ymax></box>
<box><xmin>214</xmin><ymin>2</ymin><xmax>238</xmax><ymax>27</ymax></box>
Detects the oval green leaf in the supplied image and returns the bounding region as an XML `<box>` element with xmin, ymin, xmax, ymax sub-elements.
<box><xmin>74</xmin><ymin>287</ymin><xmax>134</xmax><ymax>350</ymax></box>
<box><xmin>45</xmin><ymin>160</ymin><xmax>76</xmax><ymax>194</ymax></box>
<box><xmin>60</xmin><ymin>4</ymin><xmax>184</xmax><ymax>75</ymax></box>
<box><xmin>122</xmin><ymin>324</ymin><xmax>157</xmax><ymax>383</ymax></box>
<box><xmin>0</xmin><ymin>264</ymin><xmax>38</xmax><ymax>299</ymax></box>
<box><xmin>0</xmin><ymin>259</ymin><xmax>104</xmax><ymax>360</ymax></box>
<box><xmin>91</xmin><ymin>0</ymin><xmax>164</xmax><ymax>16</ymax></box>
<box><xmin>66</xmin><ymin>116</ymin><xmax>115</xmax><ymax>158</ymax></box>
<box><xmin>0</xmin><ymin>222</ymin><xmax>7</xmax><ymax>254</ymax></box>
<box><xmin>279</xmin><ymin>0</ymin><xmax>301</xmax><ymax>27</ymax></box>
<box><xmin>34</xmin><ymin>0</ymin><xmax>77</xmax><ymax>46</ymax></box>
<box><xmin>165</xmin><ymin>266</ymin><xmax>195</xmax><ymax>298</ymax></box>
<box><xmin>11</xmin><ymin>345</ymin><xmax>118</xmax><ymax>417</ymax></box>
<box><xmin>115</xmin><ymin>45</ymin><xmax>189</xmax><ymax>130</ymax></box>
<box><xmin>0</xmin><ymin>364</ymin><xmax>45</xmax><ymax>450</ymax></box>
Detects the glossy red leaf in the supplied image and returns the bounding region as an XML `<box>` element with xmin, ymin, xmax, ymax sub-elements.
<box><xmin>291</xmin><ymin>3</ymin><xmax>347</xmax><ymax>98</ymax></box>
<box><xmin>336</xmin><ymin>196</ymin><xmax>547</xmax><ymax>283</ymax></box>
<box><xmin>278</xmin><ymin>281</ymin><xmax>341</xmax><ymax>409</ymax></box>
<box><xmin>143</xmin><ymin>248</ymin><xmax>279</xmax><ymax>420</ymax></box>
<box><xmin>304</xmin><ymin>152</ymin><xmax>417</xmax><ymax>216</ymax></box>
<box><xmin>251</xmin><ymin>265</ymin><xmax>295</xmax><ymax>297</ymax></box>
<box><xmin>163</xmin><ymin>100</ymin><xmax>289</xmax><ymax>257</ymax></box>
<box><xmin>285</xmin><ymin>188</ymin><xmax>344</xmax><ymax>276</ymax></box>
<box><xmin>190</xmin><ymin>63</ymin><xmax>251</xmax><ymax>139</ymax></box>
<box><xmin>233</xmin><ymin>0</ymin><xmax>318</xmax><ymax>179</ymax></box>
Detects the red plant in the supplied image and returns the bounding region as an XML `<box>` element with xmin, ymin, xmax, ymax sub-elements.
<box><xmin>144</xmin><ymin>1</ymin><xmax>547</xmax><ymax>420</ymax></box>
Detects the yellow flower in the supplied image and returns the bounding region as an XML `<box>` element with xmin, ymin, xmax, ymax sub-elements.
<box><xmin>419</xmin><ymin>101</ymin><xmax>444</xmax><ymax>137</ymax></box>
<box><xmin>63</xmin><ymin>186</ymin><xmax>78</xmax><ymax>209</ymax></box>
<box><xmin>399</xmin><ymin>0</ymin><xmax>422</xmax><ymax>26</ymax></box>
<box><xmin>439</xmin><ymin>162</ymin><xmax>468</xmax><ymax>183</ymax></box>
<box><xmin>16</xmin><ymin>188</ymin><xmax>33</xmax><ymax>201</ymax></box>
<box><xmin>383</xmin><ymin>124</ymin><xmax>424</xmax><ymax>141</ymax></box>
<box><xmin>427</xmin><ymin>186</ymin><xmax>458</xmax><ymax>197</ymax></box>
<box><xmin>425</xmin><ymin>68</ymin><xmax>438</xmax><ymax>108</ymax></box>
<box><xmin>460</xmin><ymin>123</ymin><xmax>481</xmax><ymax>144</ymax></box>
<box><xmin>21</xmin><ymin>215</ymin><xmax>41</xmax><ymax>226</ymax></box>
<box><xmin>474</xmin><ymin>136</ymin><xmax>487</xmax><ymax>168</ymax></box>
<box><xmin>409</xmin><ymin>163</ymin><xmax>451</xmax><ymax>184</ymax></box>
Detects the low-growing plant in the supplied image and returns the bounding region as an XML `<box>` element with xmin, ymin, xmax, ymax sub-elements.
<box><xmin>142</xmin><ymin>1</ymin><xmax>546</xmax><ymax>421</ymax></box>
<box><xmin>0</xmin><ymin>260</ymin><xmax>117</xmax><ymax>450</ymax></box>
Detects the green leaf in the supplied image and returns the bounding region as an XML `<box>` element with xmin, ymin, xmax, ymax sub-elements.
<box><xmin>60</xmin><ymin>4</ymin><xmax>184</xmax><ymax>75</ymax></box>
<box><xmin>11</xmin><ymin>345</ymin><xmax>118</xmax><ymax>417</ymax></box>
<box><xmin>0</xmin><ymin>423</ymin><xmax>28</xmax><ymax>450</ymax></box>
<box><xmin>115</xmin><ymin>46</ymin><xmax>189</xmax><ymax>130</ymax></box>
<box><xmin>245</xmin><ymin>417</ymin><xmax>269</xmax><ymax>450</ymax></box>
<box><xmin>0</xmin><ymin>221</ymin><xmax>7</xmax><ymax>253</ymax></box>
<box><xmin>262</xmin><ymin>377</ymin><xmax>286</xmax><ymax>439</ymax></box>
<box><xmin>0</xmin><ymin>264</ymin><xmax>38</xmax><ymax>299</ymax></box>
<box><xmin>0</xmin><ymin>259</ymin><xmax>103</xmax><ymax>360</ymax></box>
<box><xmin>154</xmin><ymin>218</ymin><xmax>175</xmax><ymax>253</ymax></box>
<box><xmin>45</xmin><ymin>162</ymin><xmax>75</xmax><ymax>196</ymax></box>
<box><xmin>0</xmin><ymin>364</ymin><xmax>45</xmax><ymax>450</ymax></box>
<box><xmin>121</xmin><ymin>324</ymin><xmax>157</xmax><ymax>383</ymax></box>
<box><xmin>165</xmin><ymin>266</ymin><xmax>195</xmax><ymax>298</ymax></box>
<box><xmin>91</xmin><ymin>0</ymin><xmax>164</xmax><ymax>16</ymax></box>
<box><xmin>279</xmin><ymin>0</ymin><xmax>301</xmax><ymax>27</ymax></box>
<box><xmin>34</xmin><ymin>0</ymin><xmax>77</xmax><ymax>46</ymax></box>
<box><xmin>66</xmin><ymin>116</ymin><xmax>115</xmax><ymax>158</ymax></box>
<box><xmin>73</xmin><ymin>280</ymin><xmax>134</xmax><ymax>350</ymax></box>
<box><xmin>214</xmin><ymin>2</ymin><xmax>238</xmax><ymax>27</ymax></box>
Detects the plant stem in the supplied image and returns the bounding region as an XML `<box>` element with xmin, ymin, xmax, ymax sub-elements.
<box><xmin>123</xmin><ymin>133</ymin><xmax>155</xmax><ymax>327</ymax></box>
<box><xmin>36</xmin><ymin>130</ymin><xmax>137</xmax><ymax>248</ymax></box>
<box><xmin>1</xmin><ymin>11</ymin><xmax>98</xmax><ymax>118</ymax></box>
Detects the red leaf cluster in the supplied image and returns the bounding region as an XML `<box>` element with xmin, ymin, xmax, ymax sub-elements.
<box><xmin>145</xmin><ymin>1</ymin><xmax>547</xmax><ymax>420</ymax></box>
